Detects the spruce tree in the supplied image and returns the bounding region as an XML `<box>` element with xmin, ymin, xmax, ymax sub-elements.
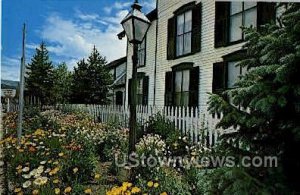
<box><xmin>71</xmin><ymin>46</ymin><xmax>113</xmax><ymax>104</ymax></box>
<box><xmin>52</xmin><ymin>62</ymin><xmax>72</xmax><ymax>104</ymax></box>
<box><xmin>26</xmin><ymin>42</ymin><xmax>54</xmax><ymax>106</ymax></box>
<box><xmin>208</xmin><ymin>3</ymin><xmax>300</xmax><ymax>193</ymax></box>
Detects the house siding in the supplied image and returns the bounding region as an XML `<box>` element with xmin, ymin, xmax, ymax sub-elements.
<box><xmin>155</xmin><ymin>0</ymin><xmax>244</xmax><ymax>113</ymax></box>
<box><xmin>125</xmin><ymin>0</ymin><xmax>283</xmax><ymax>114</ymax></box>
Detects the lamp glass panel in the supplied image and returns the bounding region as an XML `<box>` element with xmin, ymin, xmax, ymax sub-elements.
<box><xmin>122</xmin><ymin>19</ymin><xmax>133</xmax><ymax>41</ymax></box>
<box><xmin>134</xmin><ymin>19</ymin><xmax>150</xmax><ymax>42</ymax></box>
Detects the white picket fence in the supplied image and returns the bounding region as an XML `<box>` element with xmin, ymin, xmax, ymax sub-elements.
<box><xmin>58</xmin><ymin>104</ymin><xmax>227</xmax><ymax>147</ymax></box>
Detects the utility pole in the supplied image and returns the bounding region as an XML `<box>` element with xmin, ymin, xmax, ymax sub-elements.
<box><xmin>17</xmin><ymin>23</ymin><xmax>26</xmax><ymax>143</ymax></box>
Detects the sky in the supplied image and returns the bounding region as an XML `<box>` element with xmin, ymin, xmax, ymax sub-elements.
<box><xmin>1</xmin><ymin>0</ymin><xmax>156</xmax><ymax>81</ymax></box>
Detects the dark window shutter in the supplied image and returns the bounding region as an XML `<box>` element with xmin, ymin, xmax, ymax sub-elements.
<box><xmin>215</xmin><ymin>2</ymin><xmax>230</xmax><ymax>48</ymax></box>
<box><xmin>189</xmin><ymin>66</ymin><xmax>199</xmax><ymax>107</ymax></box>
<box><xmin>192</xmin><ymin>3</ymin><xmax>202</xmax><ymax>53</ymax></box>
<box><xmin>142</xmin><ymin>76</ymin><xmax>149</xmax><ymax>105</ymax></box>
<box><xmin>128</xmin><ymin>79</ymin><xmax>132</xmax><ymax>105</ymax></box>
<box><xmin>213</xmin><ymin>62</ymin><xmax>226</xmax><ymax>93</ymax></box>
<box><xmin>165</xmin><ymin>71</ymin><xmax>174</xmax><ymax>106</ymax></box>
<box><xmin>167</xmin><ymin>17</ymin><xmax>176</xmax><ymax>60</ymax></box>
<box><xmin>257</xmin><ymin>3</ymin><xmax>276</xmax><ymax>27</ymax></box>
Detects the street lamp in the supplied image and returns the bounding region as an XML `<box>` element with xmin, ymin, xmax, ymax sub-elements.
<box><xmin>121</xmin><ymin>0</ymin><xmax>150</xmax><ymax>153</ymax></box>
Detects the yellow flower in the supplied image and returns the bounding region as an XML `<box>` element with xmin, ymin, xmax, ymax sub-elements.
<box><xmin>58</xmin><ymin>152</ymin><xmax>64</xmax><ymax>157</ymax></box>
<box><xmin>14</xmin><ymin>188</ymin><xmax>22</xmax><ymax>193</ymax></box>
<box><xmin>94</xmin><ymin>174</ymin><xmax>100</xmax><ymax>179</ymax></box>
<box><xmin>84</xmin><ymin>188</ymin><xmax>92</xmax><ymax>194</ymax></box>
<box><xmin>64</xmin><ymin>186</ymin><xmax>72</xmax><ymax>193</ymax></box>
<box><xmin>131</xmin><ymin>187</ymin><xmax>141</xmax><ymax>194</ymax></box>
<box><xmin>32</xmin><ymin>189</ymin><xmax>39</xmax><ymax>195</ymax></box>
<box><xmin>53</xmin><ymin>179</ymin><xmax>60</xmax><ymax>184</ymax></box>
<box><xmin>160</xmin><ymin>192</ymin><xmax>168</xmax><ymax>195</ymax></box>
<box><xmin>33</xmin><ymin>177</ymin><xmax>48</xmax><ymax>186</ymax></box>
<box><xmin>147</xmin><ymin>181</ymin><xmax>154</xmax><ymax>188</ymax></box>
<box><xmin>73</xmin><ymin>167</ymin><xmax>79</xmax><ymax>174</ymax></box>
<box><xmin>153</xmin><ymin>182</ymin><xmax>159</xmax><ymax>188</ymax></box>
<box><xmin>16</xmin><ymin>165</ymin><xmax>22</xmax><ymax>170</ymax></box>
<box><xmin>54</xmin><ymin>188</ymin><xmax>60</xmax><ymax>194</ymax></box>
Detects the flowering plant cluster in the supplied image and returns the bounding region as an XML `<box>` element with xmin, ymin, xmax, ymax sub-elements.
<box><xmin>136</xmin><ymin>134</ymin><xmax>166</xmax><ymax>157</ymax></box>
<box><xmin>106</xmin><ymin>181</ymin><xmax>168</xmax><ymax>195</ymax></box>
<box><xmin>1</xmin><ymin>111</ymin><xmax>102</xmax><ymax>195</ymax></box>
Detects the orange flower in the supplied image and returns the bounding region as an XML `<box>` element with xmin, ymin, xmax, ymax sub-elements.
<box><xmin>29</xmin><ymin>146</ymin><xmax>36</xmax><ymax>152</ymax></box>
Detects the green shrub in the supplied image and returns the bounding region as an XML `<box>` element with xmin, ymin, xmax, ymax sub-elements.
<box><xmin>145</xmin><ymin>113</ymin><xmax>180</xmax><ymax>145</ymax></box>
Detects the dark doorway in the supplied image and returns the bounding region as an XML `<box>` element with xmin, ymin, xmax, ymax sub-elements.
<box><xmin>116</xmin><ymin>91</ymin><xmax>123</xmax><ymax>105</ymax></box>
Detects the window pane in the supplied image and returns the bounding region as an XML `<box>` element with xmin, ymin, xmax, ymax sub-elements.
<box><xmin>244</xmin><ymin>8</ymin><xmax>257</xmax><ymax>28</ymax></box>
<box><xmin>244</xmin><ymin>2</ymin><xmax>257</xmax><ymax>10</ymax></box>
<box><xmin>230</xmin><ymin>2</ymin><xmax>243</xmax><ymax>15</ymax></box>
<box><xmin>182</xmin><ymin>92</ymin><xmax>189</xmax><ymax>107</ymax></box>
<box><xmin>182</xmin><ymin>70</ymin><xmax>190</xmax><ymax>91</ymax></box>
<box><xmin>241</xmin><ymin>66</ymin><xmax>248</xmax><ymax>76</ymax></box>
<box><xmin>176</xmin><ymin>36</ymin><xmax>184</xmax><ymax>56</ymax></box>
<box><xmin>175</xmin><ymin>93</ymin><xmax>181</xmax><ymax>106</ymax></box>
<box><xmin>137</xmin><ymin>79</ymin><xmax>143</xmax><ymax>94</ymax></box>
<box><xmin>177</xmin><ymin>14</ymin><xmax>184</xmax><ymax>35</ymax></box>
<box><xmin>137</xmin><ymin>95</ymin><xmax>143</xmax><ymax>105</ymax></box>
<box><xmin>139</xmin><ymin>50</ymin><xmax>145</xmax><ymax>66</ymax></box>
<box><xmin>229</xmin><ymin>14</ymin><xmax>242</xmax><ymax>42</ymax></box>
<box><xmin>227</xmin><ymin>62</ymin><xmax>240</xmax><ymax>88</ymax></box>
<box><xmin>183</xmin><ymin>33</ymin><xmax>191</xmax><ymax>54</ymax></box>
<box><xmin>185</xmin><ymin>10</ymin><xmax>192</xmax><ymax>32</ymax></box>
<box><xmin>175</xmin><ymin>71</ymin><xmax>182</xmax><ymax>92</ymax></box>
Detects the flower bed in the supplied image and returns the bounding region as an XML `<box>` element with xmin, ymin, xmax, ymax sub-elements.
<box><xmin>1</xmin><ymin>110</ymin><xmax>210</xmax><ymax>195</ymax></box>
<box><xmin>1</xmin><ymin>110</ymin><xmax>128</xmax><ymax>194</ymax></box>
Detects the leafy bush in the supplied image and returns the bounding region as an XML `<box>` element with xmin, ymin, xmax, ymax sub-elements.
<box><xmin>145</xmin><ymin>113</ymin><xmax>179</xmax><ymax>145</ymax></box>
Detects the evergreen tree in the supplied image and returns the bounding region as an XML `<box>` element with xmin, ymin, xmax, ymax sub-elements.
<box><xmin>26</xmin><ymin>42</ymin><xmax>54</xmax><ymax>106</ymax></box>
<box><xmin>71</xmin><ymin>59</ymin><xmax>89</xmax><ymax>103</ymax></box>
<box><xmin>71</xmin><ymin>46</ymin><xmax>113</xmax><ymax>104</ymax></box>
<box><xmin>208</xmin><ymin>3</ymin><xmax>300</xmax><ymax>193</ymax></box>
<box><xmin>52</xmin><ymin>62</ymin><xmax>72</xmax><ymax>104</ymax></box>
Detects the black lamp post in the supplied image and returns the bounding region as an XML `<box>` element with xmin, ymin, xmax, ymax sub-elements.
<box><xmin>121</xmin><ymin>0</ymin><xmax>150</xmax><ymax>153</ymax></box>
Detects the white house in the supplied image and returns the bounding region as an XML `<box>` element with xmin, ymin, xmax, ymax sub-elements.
<box><xmin>119</xmin><ymin>1</ymin><xmax>282</xmax><ymax>115</ymax></box>
<box><xmin>107</xmin><ymin>57</ymin><xmax>127</xmax><ymax>105</ymax></box>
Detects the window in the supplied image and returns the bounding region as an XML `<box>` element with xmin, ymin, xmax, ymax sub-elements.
<box><xmin>128</xmin><ymin>75</ymin><xmax>149</xmax><ymax>105</ymax></box>
<box><xmin>138</xmin><ymin>39</ymin><xmax>146</xmax><ymax>67</ymax></box>
<box><xmin>215</xmin><ymin>2</ymin><xmax>275</xmax><ymax>47</ymax></box>
<box><xmin>137</xmin><ymin>78</ymin><xmax>144</xmax><ymax>105</ymax></box>
<box><xmin>227</xmin><ymin>61</ymin><xmax>247</xmax><ymax>88</ymax></box>
<box><xmin>116</xmin><ymin>91</ymin><xmax>123</xmax><ymax>105</ymax></box>
<box><xmin>167</xmin><ymin>3</ymin><xmax>202</xmax><ymax>60</ymax></box>
<box><xmin>176</xmin><ymin>10</ymin><xmax>192</xmax><ymax>57</ymax></box>
<box><xmin>175</xmin><ymin>70</ymin><xmax>190</xmax><ymax>106</ymax></box>
<box><xmin>165</xmin><ymin>65</ymin><xmax>199</xmax><ymax>107</ymax></box>
<box><xmin>229</xmin><ymin>2</ymin><xmax>257</xmax><ymax>42</ymax></box>
<box><xmin>212</xmin><ymin>60</ymin><xmax>247</xmax><ymax>93</ymax></box>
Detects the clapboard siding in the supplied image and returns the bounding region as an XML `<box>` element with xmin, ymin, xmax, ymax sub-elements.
<box><xmin>155</xmin><ymin>0</ymin><xmax>244</xmax><ymax>113</ymax></box>
<box><xmin>125</xmin><ymin>0</ymin><xmax>284</xmax><ymax>114</ymax></box>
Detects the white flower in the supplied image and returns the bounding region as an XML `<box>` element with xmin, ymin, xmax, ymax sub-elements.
<box><xmin>22</xmin><ymin>174</ymin><xmax>31</xmax><ymax>179</ymax></box>
<box><xmin>40</xmin><ymin>161</ymin><xmax>46</xmax><ymax>165</ymax></box>
<box><xmin>22</xmin><ymin>167</ymin><xmax>30</xmax><ymax>172</ymax></box>
<box><xmin>44</xmin><ymin>168</ymin><xmax>51</xmax><ymax>173</ymax></box>
<box><xmin>30</xmin><ymin>169</ymin><xmax>38</xmax><ymax>176</ymax></box>
<box><xmin>22</xmin><ymin>180</ymin><xmax>32</xmax><ymax>188</ymax></box>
